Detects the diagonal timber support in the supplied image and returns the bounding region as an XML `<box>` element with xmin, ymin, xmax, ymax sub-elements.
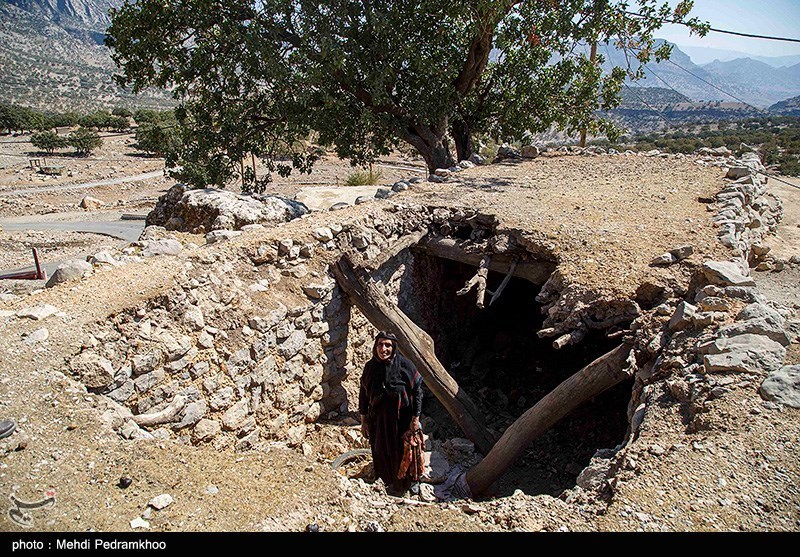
<box><xmin>331</xmin><ymin>255</ymin><xmax>496</xmax><ymax>455</ymax></box>
<box><xmin>464</xmin><ymin>343</ymin><xmax>634</xmax><ymax>496</ymax></box>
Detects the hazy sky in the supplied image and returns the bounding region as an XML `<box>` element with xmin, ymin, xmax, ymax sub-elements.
<box><xmin>656</xmin><ymin>0</ymin><xmax>800</xmax><ymax>58</ymax></box>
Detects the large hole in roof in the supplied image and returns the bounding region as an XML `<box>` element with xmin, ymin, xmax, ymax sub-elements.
<box><xmin>397</xmin><ymin>249</ymin><xmax>633</xmax><ymax>497</ymax></box>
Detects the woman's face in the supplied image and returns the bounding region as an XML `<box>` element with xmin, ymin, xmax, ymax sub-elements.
<box><xmin>376</xmin><ymin>339</ymin><xmax>394</xmax><ymax>361</ymax></box>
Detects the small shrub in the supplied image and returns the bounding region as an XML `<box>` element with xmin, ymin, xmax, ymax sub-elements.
<box><xmin>344</xmin><ymin>167</ymin><xmax>383</xmax><ymax>186</ymax></box>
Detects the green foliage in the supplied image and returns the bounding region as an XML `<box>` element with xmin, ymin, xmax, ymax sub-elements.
<box><xmin>0</xmin><ymin>102</ymin><xmax>46</xmax><ymax>133</ymax></box>
<box><xmin>109</xmin><ymin>115</ymin><xmax>131</xmax><ymax>132</ymax></box>
<box><xmin>30</xmin><ymin>130</ymin><xmax>68</xmax><ymax>154</ymax></box>
<box><xmin>620</xmin><ymin>116</ymin><xmax>800</xmax><ymax>172</ymax></box>
<box><xmin>44</xmin><ymin>111</ymin><xmax>79</xmax><ymax>129</ymax></box>
<box><xmin>761</xmin><ymin>139</ymin><xmax>780</xmax><ymax>166</ymax></box>
<box><xmin>344</xmin><ymin>168</ymin><xmax>383</xmax><ymax>187</ymax></box>
<box><xmin>106</xmin><ymin>0</ymin><xmax>704</xmax><ymax>189</ymax></box>
<box><xmin>135</xmin><ymin>118</ymin><xmax>181</xmax><ymax>157</ymax></box>
<box><xmin>133</xmin><ymin>108</ymin><xmax>174</xmax><ymax>125</ymax></box>
<box><xmin>113</xmin><ymin>107</ymin><xmax>133</xmax><ymax>118</ymax></box>
<box><xmin>79</xmin><ymin>110</ymin><xmax>115</xmax><ymax>130</ymax></box>
<box><xmin>68</xmin><ymin>128</ymin><xmax>103</xmax><ymax>156</ymax></box>
<box><xmin>779</xmin><ymin>154</ymin><xmax>800</xmax><ymax>176</ymax></box>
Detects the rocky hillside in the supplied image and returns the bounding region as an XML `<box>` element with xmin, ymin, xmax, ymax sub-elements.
<box><xmin>605</xmin><ymin>87</ymin><xmax>760</xmax><ymax>134</ymax></box>
<box><xmin>8</xmin><ymin>0</ymin><xmax>122</xmax><ymax>37</ymax></box>
<box><xmin>0</xmin><ymin>1</ymin><xmax>171</xmax><ymax>111</ymax></box>
<box><xmin>602</xmin><ymin>40</ymin><xmax>800</xmax><ymax>109</ymax></box>
<box><xmin>769</xmin><ymin>95</ymin><xmax>800</xmax><ymax>116</ymax></box>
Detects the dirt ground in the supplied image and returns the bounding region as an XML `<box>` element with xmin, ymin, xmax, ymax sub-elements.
<box><xmin>0</xmin><ymin>134</ymin><xmax>798</xmax><ymax>533</ymax></box>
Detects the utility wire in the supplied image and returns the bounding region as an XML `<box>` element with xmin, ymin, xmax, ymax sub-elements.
<box><xmin>603</xmin><ymin>44</ymin><xmax>672</xmax><ymax>128</ymax></box>
<box><xmin>622</xmin><ymin>10</ymin><xmax>800</xmax><ymax>44</ymax></box>
<box><xmin>661</xmin><ymin>58</ymin><xmax>769</xmax><ymax>113</ymax></box>
<box><xmin>622</xmin><ymin>42</ymin><xmax>769</xmax><ymax>113</ymax></box>
<box><xmin>754</xmin><ymin>168</ymin><xmax>800</xmax><ymax>191</ymax></box>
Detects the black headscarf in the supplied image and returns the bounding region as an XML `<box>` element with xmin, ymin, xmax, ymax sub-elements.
<box><xmin>369</xmin><ymin>331</ymin><xmax>412</xmax><ymax>408</ymax></box>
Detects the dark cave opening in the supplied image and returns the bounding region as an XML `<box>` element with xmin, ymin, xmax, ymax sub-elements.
<box><xmin>398</xmin><ymin>250</ymin><xmax>634</xmax><ymax>497</ymax></box>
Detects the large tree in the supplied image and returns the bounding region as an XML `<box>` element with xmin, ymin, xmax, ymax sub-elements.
<box><xmin>106</xmin><ymin>0</ymin><xmax>705</xmax><ymax>190</ymax></box>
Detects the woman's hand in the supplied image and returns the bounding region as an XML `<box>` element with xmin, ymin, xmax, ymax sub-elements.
<box><xmin>409</xmin><ymin>416</ymin><xmax>421</xmax><ymax>433</ymax></box>
<box><xmin>360</xmin><ymin>415</ymin><xmax>369</xmax><ymax>440</ymax></box>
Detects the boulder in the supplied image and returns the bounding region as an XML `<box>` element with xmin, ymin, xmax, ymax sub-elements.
<box><xmin>701</xmin><ymin>334</ymin><xmax>786</xmax><ymax>374</ymax></box>
<box><xmin>702</xmin><ymin>261</ymin><xmax>755</xmax><ymax>287</ymax></box>
<box><xmin>668</xmin><ymin>301</ymin><xmax>697</xmax><ymax>331</ymax></box>
<box><xmin>760</xmin><ymin>366</ymin><xmax>800</xmax><ymax>408</ymax></box>
<box><xmin>79</xmin><ymin>195</ymin><xmax>104</xmax><ymax>210</ymax></box>
<box><xmin>222</xmin><ymin>400</ymin><xmax>251</xmax><ymax>431</ymax></box>
<box><xmin>70</xmin><ymin>352</ymin><xmax>115</xmax><ymax>389</ymax></box>
<box><xmin>16</xmin><ymin>304</ymin><xmax>60</xmax><ymax>320</ymax></box>
<box><xmin>312</xmin><ymin>227</ymin><xmax>334</xmax><ymax>242</ymax></box>
<box><xmin>146</xmin><ymin>184</ymin><xmax>309</xmax><ymax>232</ymax></box>
<box><xmin>521</xmin><ymin>145</ymin><xmax>540</xmax><ymax>158</ymax></box>
<box><xmin>45</xmin><ymin>259</ymin><xmax>92</xmax><ymax>288</ymax></box>
<box><xmin>141</xmin><ymin>239</ymin><xmax>183</xmax><ymax>257</ymax></box>
<box><xmin>193</xmin><ymin>419</ymin><xmax>221</xmax><ymax>442</ymax></box>
<box><xmin>89</xmin><ymin>251</ymin><xmax>122</xmax><ymax>267</ymax></box>
<box><xmin>205</xmin><ymin>230</ymin><xmax>242</xmax><ymax>244</ymax></box>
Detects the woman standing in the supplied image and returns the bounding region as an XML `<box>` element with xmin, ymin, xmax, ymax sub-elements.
<box><xmin>358</xmin><ymin>331</ymin><xmax>423</xmax><ymax>494</ymax></box>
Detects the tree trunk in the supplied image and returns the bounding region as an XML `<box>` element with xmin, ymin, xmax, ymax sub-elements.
<box><xmin>465</xmin><ymin>343</ymin><xmax>633</xmax><ymax>496</ymax></box>
<box><xmin>451</xmin><ymin>119</ymin><xmax>475</xmax><ymax>162</ymax></box>
<box><xmin>331</xmin><ymin>256</ymin><xmax>496</xmax><ymax>455</ymax></box>
<box><xmin>400</xmin><ymin>123</ymin><xmax>455</xmax><ymax>175</ymax></box>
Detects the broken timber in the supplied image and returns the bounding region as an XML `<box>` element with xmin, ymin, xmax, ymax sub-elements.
<box><xmin>331</xmin><ymin>255</ymin><xmax>496</xmax><ymax>455</ymax></box>
<box><xmin>465</xmin><ymin>343</ymin><xmax>633</xmax><ymax>496</ymax></box>
<box><xmin>456</xmin><ymin>255</ymin><xmax>490</xmax><ymax>308</ymax></box>
<box><xmin>414</xmin><ymin>237</ymin><xmax>554</xmax><ymax>285</ymax></box>
<box><xmin>362</xmin><ymin>228</ymin><xmax>429</xmax><ymax>271</ymax></box>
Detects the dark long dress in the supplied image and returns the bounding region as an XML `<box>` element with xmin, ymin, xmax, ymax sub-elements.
<box><xmin>359</xmin><ymin>351</ymin><xmax>422</xmax><ymax>493</ymax></box>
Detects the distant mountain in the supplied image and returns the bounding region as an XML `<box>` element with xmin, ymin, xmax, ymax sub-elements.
<box><xmin>0</xmin><ymin>1</ymin><xmax>170</xmax><ymax>111</ymax></box>
<box><xmin>601</xmin><ymin>40</ymin><xmax>743</xmax><ymax>104</ymax></box>
<box><xmin>769</xmin><ymin>95</ymin><xmax>800</xmax><ymax>116</ymax></box>
<box><xmin>8</xmin><ymin>0</ymin><xmax>121</xmax><ymax>36</ymax></box>
<box><xmin>701</xmin><ymin>58</ymin><xmax>800</xmax><ymax>106</ymax></box>
<box><xmin>676</xmin><ymin>44</ymin><xmax>800</xmax><ymax>69</ymax></box>
<box><xmin>601</xmin><ymin>40</ymin><xmax>800</xmax><ymax>109</ymax></box>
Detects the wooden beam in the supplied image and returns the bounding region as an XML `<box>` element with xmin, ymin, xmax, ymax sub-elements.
<box><xmin>414</xmin><ymin>237</ymin><xmax>554</xmax><ymax>285</ymax></box>
<box><xmin>331</xmin><ymin>256</ymin><xmax>496</xmax><ymax>455</ymax></box>
<box><xmin>465</xmin><ymin>343</ymin><xmax>633</xmax><ymax>496</ymax></box>
<box><xmin>362</xmin><ymin>228</ymin><xmax>429</xmax><ymax>271</ymax></box>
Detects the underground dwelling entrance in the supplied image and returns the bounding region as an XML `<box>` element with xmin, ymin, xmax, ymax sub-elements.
<box><xmin>395</xmin><ymin>250</ymin><xmax>634</xmax><ymax>499</ymax></box>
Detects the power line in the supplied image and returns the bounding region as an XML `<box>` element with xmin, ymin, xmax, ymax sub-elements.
<box><xmin>621</xmin><ymin>42</ymin><xmax>770</xmax><ymax>112</ymax></box>
<box><xmin>661</xmin><ymin>58</ymin><xmax>768</xmax><ymax>113</ymax></box>
<box><xmin>604</xmin><ymin>44</ymin><xmax>673</xmax><ymax>128</ymax></box>
<box><xmin>622</xmin><ymin>10</ymin><xmax>800</xmax><ymax>44</ymax></box>
<box><xmin>754</xmin><ymin>168</ymin><xmax>800</xmax><ymax>192</ymax></box>
<box><xmin>640</xmin><ymin>63</ymin><xmax>686</xmax><ymax>99</ymax></box>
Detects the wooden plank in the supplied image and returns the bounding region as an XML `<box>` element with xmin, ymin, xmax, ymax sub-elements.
<box><xmin>362</xmin><ymin>228</ymin><xmax>429</xmax><ymax>271</ymax></box>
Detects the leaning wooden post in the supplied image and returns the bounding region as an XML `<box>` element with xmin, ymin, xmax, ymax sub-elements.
<box><xmin>331</xmin><ymin>256</ymin><xmax>496</xmax><ymax>455</ymax></box>
<box><xmin>465</xmin><ymin>342</ymin><xmax>633</xmax><ymax>496</ymax></box>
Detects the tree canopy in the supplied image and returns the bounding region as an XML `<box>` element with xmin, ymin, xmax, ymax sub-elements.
<box><xmin>106</xmin><ymin>0</ymin><xmax>706</xmax><ymax>190</ymax></box>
